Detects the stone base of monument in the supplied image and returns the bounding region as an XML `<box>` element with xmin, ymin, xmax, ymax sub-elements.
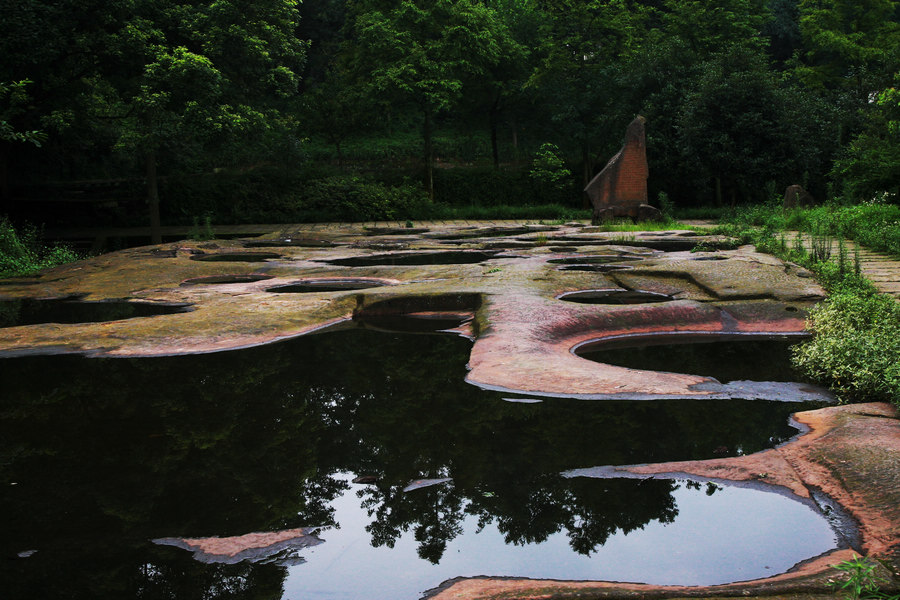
<box><xmin>592</xmin><ymin>203</ymin><xmax>662</xmax><ymax>224</ymax></box>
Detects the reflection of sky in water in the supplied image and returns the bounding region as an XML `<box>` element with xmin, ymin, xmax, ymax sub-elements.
<box><xmin>284</xmin><ymin>475</ymin><xmax>837</xmax><ymax>600</ymax></box>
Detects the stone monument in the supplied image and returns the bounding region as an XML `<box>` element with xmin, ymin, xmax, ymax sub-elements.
<box><xmin>585</xmin><ymin>116</ymin><xmax>660</xmax><ymax>224</ymax></box>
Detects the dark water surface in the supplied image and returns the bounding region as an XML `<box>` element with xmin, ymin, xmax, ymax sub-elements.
<box><xmin>0</xmin><ymin>298</ymin><xmax>192</xmax><ymax>327</ymax></box>
<box><xmin>577</xmin><ymin>335</ymin><xmax>807</xmax><ymax>383</ymax></box>
<box><xmin>0</xmin><ymin>329</ymin><xmax>836</xmax><ymax>599</ymax></box>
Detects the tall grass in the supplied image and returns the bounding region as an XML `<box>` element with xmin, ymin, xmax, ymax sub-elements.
<box><xmin>717</xmin><ymin>201</ymin><xmax>900</xmax><ymax>258</ymax></box>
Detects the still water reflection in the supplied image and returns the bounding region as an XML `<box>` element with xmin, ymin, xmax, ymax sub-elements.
<box><xmin>0</xmin><ymin>328</ymin><xmax>833</xmax><ymax>599</ymax></box>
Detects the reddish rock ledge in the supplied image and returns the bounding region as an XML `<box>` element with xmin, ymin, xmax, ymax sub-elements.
<box><xmin>426</xmin><ymin>402</ymin><xmax>900</xmax><ymax>600</ymax></box>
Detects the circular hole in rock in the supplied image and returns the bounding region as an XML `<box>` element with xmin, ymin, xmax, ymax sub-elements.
<box><xmin>355</xmin><ymin>313</ymin><xmax>470</xmax><ymax>333</ymax></box>
<box><xmin>549</xmin><ymin>256</ymin><xmax>638</xmax><ymax>265</ymax></box>
<box><xmin>558</xmin><ymin>289</ymin><xmax>673</xmax><ymax>304</ymax></box>
<box><xmin>244</xmin><ymin>239</ymin><xmax>334</xmax><ymax>248</ymax></box>
<box><xmin>0</xmin><ymin>298</ymin><xmax>193</xmax><ymax>328</ymax></box>
<box><xmin>267</xmin><ymin>279</ymin><xmax>391</xmax><ymax>293</ymax></box>
<box><xmin>364</xmin><ymin>227</ymin><xmax>430</xmax><ymax>236</ymax></box>
<box><xmin>691</xmin><ymin>255</ymin><xmax>728</xmax><ymax>261</ymax></box>
<box><xmin>575</xmin><ymin>333</ymin><xmax>808</xmax><ymax>383</ymax></box>
<box><xmin>191</xmin><ymin>252</ymin><xmax>281</xmax><ymax>262</ymax></box>
<box><xmin>558</xmin><ymin>265</ymin><xmax>635</xmax><ymax>272</ymax></box>
<box><xmin>181</xmin><ymin>274</ymin><xmax>274</xmax><ymax>286</ymax></box>
<box><xmin>325</xmin><ymin>251</ymin><xmax>499</xmax><ymax>267</ymax></box>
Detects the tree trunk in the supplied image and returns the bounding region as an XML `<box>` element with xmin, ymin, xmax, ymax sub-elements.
<box><xmin>489</xmin><ymin>100</ymin><xmax>500</xmax><ymax>170</ymax></box>
<box><xmin>509</xmin><ymin>116</ymin><xmax>519</xmax><ymax>166</ymax></box>
<box><xmin>581</xmin><ymin>141</ymin><xmax>592</xmax><ymax>209</ymax></box>
<box><xmin>423</xmin><ymin>107</ymin><xmax>434</xmax><ymax>201</ymax></box>
<box><xmin>715</xmin><ymin>176</ymin><xmax>723</xmax><ymax>206</ymax></box>
<box><xmin>146</xmin><ymin>152</ymin><xmax>162</xmax><ymax>244</ymax></box>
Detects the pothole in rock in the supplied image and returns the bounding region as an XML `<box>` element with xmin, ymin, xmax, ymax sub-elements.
<box><xmin>354</xmin><ymin>312</ymin><xmax>471</xmax><ymax>333</ymax></box>
<box><xmin>191</xmin><ymin>252</ymin><xmax>281</xmax><ymax>263</ymax></box>
<box><xmin>558</xmin><ymin>289</ymin><xmax>674</xmax><ymax>304</ymax></box>
<box><xmin>575</xmin><ymin>333</ymin><xmax>809</xmax><ymax>383</ymax></box>
<box><xmin>549</xmin><ymin>256</ymin><xmax>641</xmax><ymax>265</ymax></box>
<box><xmin>690</xmin><ymin>255</ymin><xmax>729</xmax><ymax>261</ymax></box>
<box><xmin>181</xmin><ymin>274</ymin><xmax>274</xmax><ymax>286</ymax></box>
<box><xmin>480</xmin><ymin>241</ymin><xmax>536</xmax><ymax>250</ymax></box>
<box><xmin>363</xmin><ymin>227</ymin><xmax>430</xmax><ymax>236</ymax></box>
<box><xmin>267</xmin><ymin>279</ymin><xmax>392</xmax><ymax>293</ymax></box>
<box><xmin>557</xmin><ymin>264</ymin><xmax>635</xmax><ymax>272</ymax></box>
<box><xmin>244</xmin><ymin>239</ymin><xmax>335</xmax><ymax>248</ymax></box>
<box><xmin>0</xmin><ymin>298</ymin><xmax>193</xmax><ymax>327</ymax></box>
<box><xmin>323</xmin><ymin>251</ymin><xmax>502</xmax><ymax>267</ymax></box>
<box><xmin>424</xmin><ymin>226</ymin><xmax>554</xmax><ymax>240</ymax></box>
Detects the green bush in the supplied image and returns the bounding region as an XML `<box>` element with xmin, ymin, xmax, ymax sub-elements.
<box><xmin>0</xmin><ymin>217</ymin><xmax>81</xmax><ymax>277</ymax></box>
<box><xmin>298</xmin><ymin>176</ymin><xmax>432</xmax><ymax>221</ymax></box>
<box><xmin>792</xmin><ymin>287</ymin><xmax>900</xmax><ymax>404</ymax></box>
<box><xmin>160</xmin><ymin>166</ymin><xmax>306</xmax><ymax>225</ymax></box>
<box><xmin>432</xmin><ymin>166</ymin><xmax>580</xmax><ymax>207</ymax></box>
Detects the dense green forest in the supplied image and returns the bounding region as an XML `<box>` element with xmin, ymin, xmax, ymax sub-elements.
<box><xmin>1</xmin><ymin>0</ymin><xmax>899</xmax><ymax>231</ymax></box>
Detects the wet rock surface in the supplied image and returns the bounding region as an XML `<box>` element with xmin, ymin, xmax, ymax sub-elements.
<box><xmin>2</xmin><ymin>221</ymin><xmax>897</xmax><ymax>599</ymax></box>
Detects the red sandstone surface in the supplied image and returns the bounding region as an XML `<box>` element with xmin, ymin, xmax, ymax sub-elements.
<box><xmin>2</xmin><ymin>222</ymin><xmax>896</xmax><ymax>599</ymax></box>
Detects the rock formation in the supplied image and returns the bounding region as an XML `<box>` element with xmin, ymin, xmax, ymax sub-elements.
<box><xmin>585</xmin><ymin>116</ymin><xmax>660</xmax><ymax>223</ymax></box>
<box><xmin>783</xmin><ymin>184</ymin><xmax>816</xmax><ymax>209</ymax></box>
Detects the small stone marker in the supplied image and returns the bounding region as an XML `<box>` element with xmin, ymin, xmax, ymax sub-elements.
<box><xmin>783</xmin><ymin>184</ymin><xmax>815</xmax><ymax>210</ymax></box>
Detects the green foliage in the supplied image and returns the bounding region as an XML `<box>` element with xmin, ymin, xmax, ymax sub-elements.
<box><xmin>797</xmin><ymin>0</ymin><xmax>900</xmax><ymax>96</ymax></box>
<box><xmin>717</xmin><ymin>203</ymin><xmax>900</xmax><ymax>406</ymax></box>
<box><xmin>833</xmin><ymin>72</ymin><xmax>900</xmax><ymax>201</ymax></box>
<box><xmin>432</xmin><ymin>166</ymin><xmax>573</xmax><ymax>207</ymax></box>
<box><xmin>0</xmin><ymin>218</ymin><xmax>80</xmax><ymax>278</ymax></box>
<box><xmin>797</xmin><ymin>204</ymin><xmax>900</xmax><ymax>257</ymax></box>
<box><xmin>529</xmin><ymin>143</ymin><xmax>573</xmax><ymax>200</ymax></box>
<box><xmin>792</xmin><ymin>279</ymin><xmax>900</xmax><ymax>404</ymax></box>
<box><xmin>830</xmin><ymin>554</ymin><xmax>897</xmax><ymax>600</ymax></box>
<box><xmin>0</xmin><ymin>80</ymin><xmax>46</xmax><ymax>146</ymax></box>
<box><xmin>2</xmin><ymin>0</ymin><xmax>900</xmax><ymax>224</ymax></box>
<box><xmin>677</xmin><ymin>43</ymin><xmax>806</xmax><ymax>204</ymax></box>
<box><xmin>188</xmin><ymin>215</ymin><xmax>216</xmax><ymax>241</ymax></box>
<box><xmin>657</xmin><ymin>191</ymin><xmax>675</xmax><ymax>221</ymax></box>
<box><xmin>425</xmin><ymin>203</ymin><xmax>588</xmax><ymax>222</ymax></box>
<box><xmin>298</xmin><ymin>176</ymin><xmax>432</xmax><ymax>221</ymax></box>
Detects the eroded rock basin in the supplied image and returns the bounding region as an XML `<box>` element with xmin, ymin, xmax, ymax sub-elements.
<box><xmin>1</xmin><ymin>222</ymin><xmax>898</xmax><ymax>599</ymax></box>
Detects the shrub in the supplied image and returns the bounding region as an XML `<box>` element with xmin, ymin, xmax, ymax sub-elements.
<box><xmin>431</xmin><ymin>166</ymin><xmax>579</xmax><ymax>207</ymax></box>
<box><xmin>298</xmin><ymin>176</ymin><xmax>432</xmax><ymax>221</ymax></box>
<box><xmin>0</xmin><ymin>217</ymin><xmax>81</xmax><ymax>277</ymax></box>
<box><xmin>792</xmin><ymin>287</ymin><xmax>900</xmax><ymax>404</ymax></box>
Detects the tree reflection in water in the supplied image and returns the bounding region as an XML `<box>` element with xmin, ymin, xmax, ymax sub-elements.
<box><xmin>0</xmin><ymin>328</ymin><xmax>817</xmax><ymax>598</ymax></box>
